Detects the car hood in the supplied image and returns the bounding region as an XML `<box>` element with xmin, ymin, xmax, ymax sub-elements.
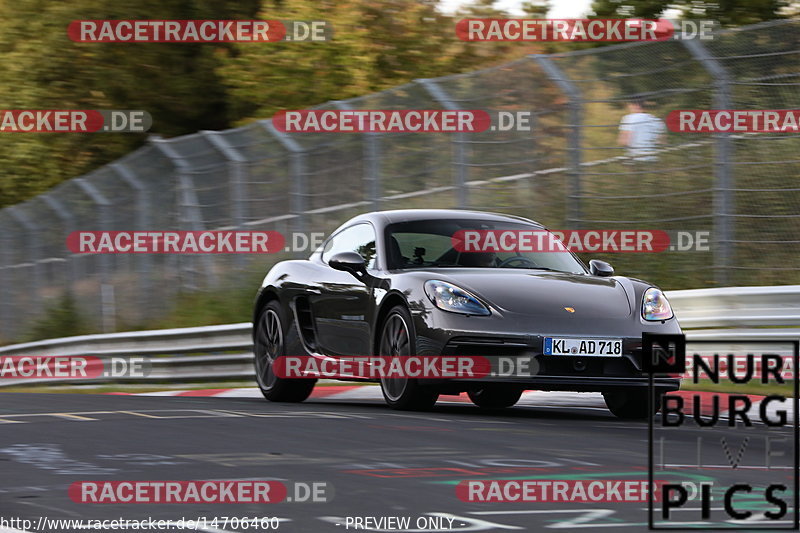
<box><xmin>427</xmin><ymin>269</ymin><xmax>633</xmax><ymax>318</ymax></box>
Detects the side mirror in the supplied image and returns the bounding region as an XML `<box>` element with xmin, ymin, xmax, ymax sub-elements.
<box><xmin>589</xmin><ymin>259</ymin><xmax>614</xmax><ymax>277</ymax></box>
<box><xmin>329</xmin><ymin>251</ymin><xmax>366</xmax><ymax>277</ymax></box>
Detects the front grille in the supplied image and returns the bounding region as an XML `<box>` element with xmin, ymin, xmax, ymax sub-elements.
<box><xmin>442</xmin><ymin>336</ymin><xmax>645</xmax><ymax>378</ymax></box>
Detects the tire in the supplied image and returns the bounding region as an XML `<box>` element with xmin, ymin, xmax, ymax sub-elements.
<box><xmin>468</xmin><ymin>387</ymin><xmax>523</xmax><ymax>409</ymax></box>
<box><xmin>254</xmin><ymin>301</ymin><xmax>316</xmax><ymax>402</ymax></box>
<box><xmin>603</xmin><ymin>389</ymin><xmax>660</xmax><ymax>419</ymax></box>
<box><xmin>378</xmin><ymin>305</ymin><xmax>439</xmax><ymax>411</ymax></box>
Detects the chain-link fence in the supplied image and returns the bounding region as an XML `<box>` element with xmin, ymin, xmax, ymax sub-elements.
<box><xmin>1</xmin><ymin>19</ymin><xmax>798</xmax><ymax>341</ymax></box>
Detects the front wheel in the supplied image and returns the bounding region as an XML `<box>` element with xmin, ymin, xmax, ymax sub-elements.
<box><xmin>468</xmin><ymin>387</ymin><xmax>523</xmax><ymax>409</ymax></box>
<box><xmin>254</xmin><ymin>301</ymin><xmax>316</xmax><ymax>402</ymax></box>
<box><xmin>603</xmin><ymin>389</ymin><xmax>660</xmax><ymax>419</ymax></box>
<box><xmin>378</xmin><ymin>306</ymin><xmax>439</xmax><ymax>410</ymax></box>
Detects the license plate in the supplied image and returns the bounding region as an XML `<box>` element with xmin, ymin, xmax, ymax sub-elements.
<box><xmin>544</xmin><ymin>337</ymin><xmax>623</xmax><ymax>356</ymax></box>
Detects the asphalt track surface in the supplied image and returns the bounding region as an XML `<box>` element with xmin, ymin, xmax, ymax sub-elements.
<box><xmin>0</xmin><ymin>390</ymin><xmax>796</xmax><ymax>532</ymax></box>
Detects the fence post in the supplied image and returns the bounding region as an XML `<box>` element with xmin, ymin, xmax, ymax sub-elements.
<box><xmin>683</xmin><ymin>39</ymin><xmax>733</xmax><ymax>286</ymax></box>
<box><xmin>202</xmin><ymin>131</ymin><xmax>248</xmax><ymax>268</ymax></box>
<box><xmin>532</xmin><ymin>55</ymin><xmax>583</xmax><ymax>229</ymax></box>
<box><xmin>41</xmin><ymin>195</ymin><xmax>78</xmax><ymax>287</ymax></box>
<box><xmin>202</xmin><ymin>131</ymin><xmax>247</xmax><ymax>230</ymax></box>
<box><xmin>74</xmin><ymin>178</ymin><xmax>115</xmax><ymax>332</ymax></box>
<box><xmin>416</xmin><ymin>78</ymin><xmax>469</xmax><ymax>208</ymax></box>
<box><xmin>333</xmin><ymin>100</ymin><xmax>382</xmax><ymax>210</ymax></box>
<box><xmin>150</xmin><ymin>137</ymin><xmax>216</xmax><ymax>290</ymax></box>
<box><xmin>110</xmin><ymin>162</ymin><xmax>153</xmax><ymax>319</ymax></box>
<box><xmin>261</xmin><ymin>120</ymin><xmax>307</xmax><ymax>256</ymax></box>
<box><xmin>0</xmin><ymin>215</ymin><xmax>13</xmax><ymax>340</ymax></box>
<box><xmin>7</xmin><ymin>206</ymin><xmax>42</xmax><ymax>330</ymax></box>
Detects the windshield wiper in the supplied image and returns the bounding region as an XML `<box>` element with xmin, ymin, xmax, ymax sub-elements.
<box><xmin>422</xmin><ymin>264</ymin><xmax>464</xmax><ymax>269</ymax></box>
<box><xmin>515</xmin><ymin>266</ymin><xmax>561</xmax><ymax>272</ymax></box>
<box><xmin>399</xmin><ymin>262</ymin><xmax>459</xmax><ymax>269</ymax></box>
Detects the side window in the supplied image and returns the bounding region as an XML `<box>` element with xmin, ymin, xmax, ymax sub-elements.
<box><xmin>321</xmin><ymin>223</ymin><xmax>377</xmax><ymax>269</ymax></box>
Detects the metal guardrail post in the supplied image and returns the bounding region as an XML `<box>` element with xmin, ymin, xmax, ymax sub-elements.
<box><xmin>261</xmin><ymin>120</ymin><xmax>307</xmax><ymax>256</ymax></box>
<box><xmin>417</xmin><ymin>78</ymin><xmax>469</xmax><ymax>208</ymax></box>
<box><xmin>683</xmin><ymin>39</ymin><xmax>733</xmax><ymax>287</ymax></box>
<box><xmin>333</xmin><ymin>100</ymin><xmax>382</xmax><ymax>210</ymax></box>
<box><xmin>532</xmin><ymin>55</ymin><xmax>583</xmax><ymax>229</ymax></box>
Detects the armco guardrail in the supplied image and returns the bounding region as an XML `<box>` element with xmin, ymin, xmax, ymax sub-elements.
<box><xmin>0</xmin><ymin>323</ymin><xmax>253</xmax><ymax>386</ymax></box>
<box><xmin>668</xmin><ymin>285</ymin><xmax>800</xmax><ymax>329</ymax></box>
<box><xmin>0</xmin><ymin>285</ymin><xmax>798</xmax><ymax>387</ymax></box>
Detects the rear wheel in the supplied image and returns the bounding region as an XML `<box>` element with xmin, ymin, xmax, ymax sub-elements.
<box><xmin>378</xmin><ymin>306</ymin><xmax>439</xmax><ymax>410</ymax></box>
<box><xmin>603</xmin><ymin>389</ymin><xmax>660</xmax><ymax>419</ymax></box>
<box><xmin>254</xmin><ymin>301</ymin><xmax>316</xmax><ymax>402</ymax></box>
<box><xmin>468</xmin><ymin>387</ymin><xmax>523</xmax><ymax>409</ymax></box>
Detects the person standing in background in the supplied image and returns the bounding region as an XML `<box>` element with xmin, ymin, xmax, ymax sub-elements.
<box><xmin>618</xmin><ymin>97</ymin><xmax>666</xmax><ymax>162</ymax></box>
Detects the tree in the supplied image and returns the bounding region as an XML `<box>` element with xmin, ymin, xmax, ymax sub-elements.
<box><xmin>0</xmin><ymin>0</ymin><xmax>541</xmax><ymax>206</ymax></box>
<box><xmin>218</xmin><ymin>0</ymin><xmax>541</xmax><ymax>122</ymax></box>
<box><xmin>0</xmin><ymin>0</ymin><xmax>260</xmax><ymax>207</ymax></box>
<box><xmin>590</xmin><ymin>0</ymin><xmax>788</xmax><ymax>26</ymax></box>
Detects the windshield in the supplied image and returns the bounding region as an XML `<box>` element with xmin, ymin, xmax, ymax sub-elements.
<box><xmin>385</xmin><ymin>219</ymin><xmax>586</xmax><ymax>274</ymax></box>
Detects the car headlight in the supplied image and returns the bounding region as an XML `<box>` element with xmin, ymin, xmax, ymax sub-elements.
<box><xmin>642</xmin><ymin>287</ymin><xmax>673</xmax><ymax>321</ymax></box>
<box><xmin>424</xmin><ymin>280</ymin><xmax>490</xmax><ymax>316</ymax></box>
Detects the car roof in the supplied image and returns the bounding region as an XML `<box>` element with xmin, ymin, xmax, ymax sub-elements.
<box><xmin>343</xmin><ymin>209</ymin><xmax>544</xmax><ymax>229</ymax></box>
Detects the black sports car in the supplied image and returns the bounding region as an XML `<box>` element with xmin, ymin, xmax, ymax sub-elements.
<box><xmin>252</xmin><ymin>209</ymin><xmax>681</xmax><ymax>418</ymax></box>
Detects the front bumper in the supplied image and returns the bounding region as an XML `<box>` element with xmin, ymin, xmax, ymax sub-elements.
<box><xmin>417</xmin><ymin>336</ymin><xmax>680</xmax><ymax>392</ymax></box>
<box><xmin>413</xmin><ymin>309</ymin><xmax>683</xmax><ymax>393</ymax></box>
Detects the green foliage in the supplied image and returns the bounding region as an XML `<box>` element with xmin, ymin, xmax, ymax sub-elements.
<box><xmin>0</xmin><ymin>0</ymin><xmax>260</xmax><ymax>207</ymax></box>
<box><xmin>590</xmin><ymin>0</ymin><xmax>788</xmax><ymax>26</ymax></box>
<box><xmin>144</xmin><ymin>270</ymin><xmax>267</xmax><ymax>330</ymax></box>
<box><xmin>151</xmin><ymin>289</ymin><xmax>253</xmax><ymax>329</ymax></box>
<box><xmin>0</xmin><ymin>0</ymin><xmax>540</xmax><ymax>207</ymax></box>
<box><xmin>24</xmin><ymin>291</ymin><xmax>91</xmax><ymax>342</ymax></box>
<box><xmin>218</xmin><ymin>0</ymin><xmax>535</xmax><ymax>122</ymax></box>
